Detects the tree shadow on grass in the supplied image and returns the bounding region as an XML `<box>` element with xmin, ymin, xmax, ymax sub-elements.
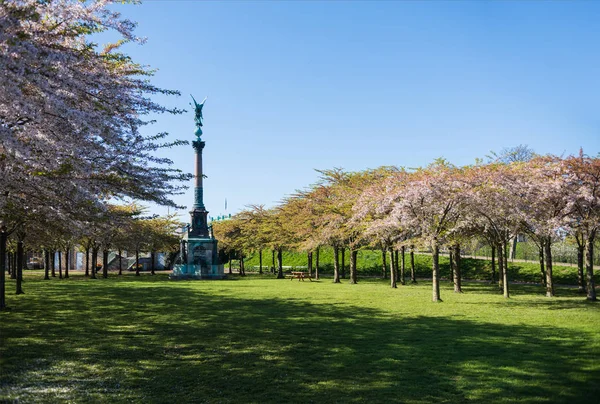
<box><xmin>1</xmin><ymin>278</ymin><xmax>599</xmax><ymax>403</ymax></box>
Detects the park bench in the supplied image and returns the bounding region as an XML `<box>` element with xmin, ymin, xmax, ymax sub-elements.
<box><xmin>286</xmin><ymin>271</ymin><xmax>312</xmax><ymax>282</ymax></box>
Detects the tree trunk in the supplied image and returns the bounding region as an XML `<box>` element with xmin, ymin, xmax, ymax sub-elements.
<box><xmin>64</xmin><ymin>246</ymin><xmax>70</xmax><ymax>279</ymax></box>
<box><xmin>381</xmin><ymin>247</ymin><xmax>387</xmax><ymax>279</ymax></box>
<box><xmin>91</xmin><ymin>247</ymin><xmax>98</xmax><ymax>279</ymax></box>
<box><xmin>10</xmin><ymin>252</ymin><xmax>16</xmax><ymax>279</ymax></box>
<box><xmin>240</xmin><ymin>256</ymin><xmax>245</xmax><ymax>276</ymax></box>
<box><xmin>150</xmin><ymin>251</ymin><xmax>156</xmax><ymax>275</ymax></box>
<box><xmin>432</xmin><ymin>241</ymin><xmax>441</xmax><ymax>302</ymax></box>
<box><xmin>276</xmin><ymin>248</ymin><xmax>284</xmax><ymax>279</ymax></box>
<box><xmin>394</xmin><ymin>250</ymin><xmax>400</xmax><ymax>283</ymax></box>
<box><xmin>390</xmin><ymin>248</ymin><xmax>397</xmax><ymax>289</ymax></box>
<box><xmin>315</xmin><ymin>247</ymin><xmax>320</xmax><ymax>281</ymax></box>
<box><xmin>7</xmin><ymin>252</ymin><xmax>11</xmax><ymax>277</ymax></box>
<box><xmin>586</xmin><ymin>232</ymin><xmax>597</xmax><ymax>301</ymax></box>
<box><xmin>271</xmin><ymin>250</ymin><xmax>275</xmax><ymax>274</ymax></box>
<box><xmin>103</xmin><ymin>249</ymin><xmax>109</xmax><ymax>278</ymax></box>
<box><xmin>44</xmin><ymin>249</ymin><xmax>50</xmax><ymax>280</ymax></box>
<box><xmin>16</xmin><ymin>240</ymin><xmax>24</xmax><ymax>295</ymax></box>
<box><xmin>490</xmin><ymin>244</ymin><xmax>496</xmax><ymax>283</ymax></box>
<box><xmin>538</xmin><ymin>246</ymin><xmax>546</xmax><ymax>287</ymax></box>
<box><xmin>85</xmin><ymin>247</ymin><xmax>90</xmax><ymax>277</ymax></box>
<box><xmin>497</xmin><ymin>243</ymin><xmax>504</xmax><ymax>291</ymax></box>
<box><xmin>499</xmin><ymin>243</ymin><xmax>509</xmax><ymax>298</ymax></box>
<box><xmin>118</xmin><ymin>249</ymin><xmax>123</xmax><ymax>276</ymax></box>
<box><xmin>0</xmin><ymin>229</ymin><xmax>7</xmax><ymax>310</ymax></box>
<box><xmin>58</xmin><ymin>250</ymin><xmax>63</xmax><ymax>279</ymax></box>
<box><xmin>410</xmin><ymin>246</ymin><xmax>416</xmax><ymax>283</ymax></box>
<box><xmin>448</xmin><ymin>248</ymin><xmax>454</xmax><ymax>283</ymax></box>
<box><xmin>544</xmin><ymin>239</ymin><xmax>554</xmax><ymax>297</ymax></box>
<box><xmin>340</xmin><ymin>247</ymin><xmax>346</xmax><ymax>279</ymax></box>
<box><xmin>307</xmin><ymin>251</ymin><xmax>312</xmax><ymax>277</ymax></box>
<box><xmin>400</xmin><ymin>246</ymin><xmax>406</xmax><ymax>285</ymax></box>
<box><xmin>51</xmin><ymin>251</ymin><xmax>56</xmax><ymax>278</ymax></box>
<box><xmin>228</xmin><ymin>253</ymin><xmax>232</xmax><ymax>275</ymax></box>
<box><xmin>333</xmin><ymin>245</ymin><xmax>340</xmax><ymax>283</ymax></box>
<box><xmin>453</xmin><ymin>244</ymin><xmax>462</xmax><ymax>293</ymax></box>
<box><xmin>577</xmin><ymin>242</ymin><xmax>586</xmax><ymax>293</ymax></box>
<box><xmin>259</xmin><ymin>250</ymin><xmax>263</xmax><ymax>275</ymax></box>
<box><xmin>135</xmin><ymin>249</ymin><xmax>140</xmax><ymax>276</ymax></box>
<box><xmin>349</xmin><ymin>249</ymin><xmax>358</xmax><ymax>284</ymax></box>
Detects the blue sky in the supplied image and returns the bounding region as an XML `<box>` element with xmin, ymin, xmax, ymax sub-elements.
<box><xmin>109</xmin><ymin>1</ymin><xmax>600</xmax><ymax>219</ymax></box>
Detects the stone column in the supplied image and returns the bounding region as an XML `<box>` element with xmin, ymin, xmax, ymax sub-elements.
<box><xmin>190</xmin><ymin>140</ymin><xmax>209</xmax><ymax>237</ymax></box>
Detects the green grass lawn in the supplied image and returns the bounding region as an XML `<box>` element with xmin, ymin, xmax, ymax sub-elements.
<box><xmin>1</xmin><ymin>272</ymin><xmax>599</xmax><ymax>403</ymax></box>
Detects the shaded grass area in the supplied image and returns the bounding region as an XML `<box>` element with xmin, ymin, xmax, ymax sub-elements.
<box><xmin>242</xmin><ymin>248</ymin><xmax>598</xmax><ymax>285</ymax></box>
<box><xmin>1</xmin><ymin>272</ymin><xmax>600</xmax><ymax>403</ymax></box>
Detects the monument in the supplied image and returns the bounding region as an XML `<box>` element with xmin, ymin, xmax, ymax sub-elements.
<box><xmin>170</xmin><ymin>96</ymin><xmax>225</xmax><ymax>279</ymax></box>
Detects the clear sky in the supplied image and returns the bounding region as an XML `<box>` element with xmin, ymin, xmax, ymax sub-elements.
<box><xmin>109</xmin><ymin>0</ymin><xmax>600</xmax><ymax>220</ymax></box>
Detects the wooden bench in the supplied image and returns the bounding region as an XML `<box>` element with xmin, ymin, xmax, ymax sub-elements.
<box><xmin>286</xmin><ymin>271</ymin><xmax>312</xmax><ymax>281</ymax></box>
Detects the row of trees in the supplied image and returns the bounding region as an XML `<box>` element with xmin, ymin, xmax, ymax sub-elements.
<box><xmin>0</xmin><ymin>1</ymin><xmax>189</xmax><ymax>309</ymax></box>
<box><xmin>214</xmin><ymin>151</ymin><xmax>600</xmax><ymax>302</ymax></box>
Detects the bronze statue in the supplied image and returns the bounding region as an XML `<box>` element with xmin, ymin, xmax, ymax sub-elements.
<box><xmin>191</xmin><ymin>95</ymin><xmax>207</xmax><ymax>138</ymax></box>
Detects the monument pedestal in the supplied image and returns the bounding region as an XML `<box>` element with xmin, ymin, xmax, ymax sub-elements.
<box><xmin>170</xmin><ymin>235</ymin><xmax>224</xmax><ymax>280</ymax></box>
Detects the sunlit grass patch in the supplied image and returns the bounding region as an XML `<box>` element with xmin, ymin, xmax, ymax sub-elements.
<box><xmin>1</xmin><ymin>271</ymin><xmax>599</xmax><ymax>403</ymax></box>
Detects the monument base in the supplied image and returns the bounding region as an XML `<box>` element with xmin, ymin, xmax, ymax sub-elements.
<box><xmin>169</xmin><ymin>236</ymin><xmax>225</xmax><ymax>280</ymax></box>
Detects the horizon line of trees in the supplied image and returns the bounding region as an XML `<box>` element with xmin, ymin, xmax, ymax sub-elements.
<box><xmin>214</xmin><ymin>149</ymin><xmax>600</xmax><ymax>303</ymax></box>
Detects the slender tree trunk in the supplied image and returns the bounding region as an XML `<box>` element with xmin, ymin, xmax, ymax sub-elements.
<box><xmin>64</xmin><ymin>247</ymin><xmax>70</xmax><ymax>279</ymax></box>
<box><xmin>497</xmin><ymin>243</ymin><xmax>504</xmax><ymax>291</ymax></box>
<box><xmin>103</xmin><ymin>249</ymin><xmax>109</xmax><ymax>278</ymax></box>
<box><xmin>503</xmin><ymin>238</ymin><xmax>509</xmax><ymax>282</ymax></box>
<box><xmin>544</xmin><ymin>239</ymin><xmax>554</xmax><ymax>297</ymax></box>
<box><xmin>51</xmin><ymin>251</ymin><xmax>56</xmax><ymax>278</ymax></box>
<box><xmin>307</xmin><ymin>251</ymin><xmax>312</xmax><ymax>277</ymax></box>
<box><xmin>538</xmin><ymin>246</ymin><xmax>546</xmax><ymax>286</ymax></box>
<box><xmin>150</xmin><ymin>251</ymin><xmax>156</xmax><ymax>275</ymax></box>
<box><xmin>341</xmin><ymin>247</ymin><xmax>346</xmax><ymax>279</ymax></box>
<box><xmin>490</xmin><ymin>244</ymin><xmax>496</xmax><ymax>283</ymax></box>
<box><xmin>585</xmin><ymin>233</ymin><xmax>597</xmax><ymax>301</ymax></box>
<box><xmin>410</xmin><ymin>246</ymin><xmax>416</xmax><ymax>283</ymax></box>
<box><xmin>10</xmin><ymin>252</ymin><xmax>16</xmax><ymax>279</ymax></box>
<box><xmin>315</xmin><ymin>247</ymin><xmax>320</xmax><ymax>280</ymax></box>
<box><xmin>394</xmin><ymin>250</ymin><xmax>399</xmax><ymax>282</ymax></box>
<box><xmin>259</xmin><ymin>250</ymin><xmax>263</xmax><ymax>275</ymax></box>
<box><xmin>333</xmin><ymin>245</ymin><xmax>340</xmax><ymax>283</ymax></box>
<box><xmin>118</xmin><ymin>249</ymin><xmax>123</xmax><ymax>276</ymax></box>
<box><xmin>432</xmin><ymin>240</ymin><xmax>441</xmax><ymax>302</ymax></box>
<box><xmin>58</xmin><ymin>250</ymin><xmax>63</xmax><ymax>279</ymax></box>
<box><xmin>381</xmin><ymin>247</ymin><xmax>387</xmax><ymax>279</ymax></box>
<box><xmin>400</xmin><ymin>246</ymin><xmax>406</xmax><ymax>285</ymax></box>
<box><xmin>135</xmin><ymin>249</ymin><xmax>140</xmax><ymax>276</ymax></box>
<box><xmin>7</xmin><ymin>252</ymin><xmax>11</xmax><ymax>277</ymax></box>
<box><xmin>85</xmin><ymin>247</ymin><xmax>90</xmax><ymax>277</ymax></box>
<box><xmin>0</xmin><ymin>229</ymin><xmax>7</xmax><ymax>310</ymax></box>
<box><xmin>577</xmin><ymin>242</ymin><xmax>586</xmax><ymax>293</ymax></box>
<box><xmin>228</xmin><ymin>253</ymin><xmax>232</xmax><ymax>275</ymax></box>
<box><xmin>390</xmin><ymin>249</ymin><xmax>397</xmax><ymax>289</ymax></box>
<box><xmin>499</xmin><ymin>243</ymin><xmax>509</xmax><ymax>298</ymax></box>
<box><xmin>44</xmin><ymin>249</ymin><xmax>50</xmax><ymax>280</ymax></box>
<box><xmin>91</xmin><ymin>248</ymin><xmax>98</xmax><ymax>279</ymax></box>
<box><xmin>349</xmin><ymin>249</ymin><xmax>358</xmax><ymax>284</ymax></box>
<box><xmin>240</xmin><ymin>256</ymin><xmax>245</xmax><ymax>276</ymax></box>
<box><xmin>276</xmin><ymin>248</ymin><xmax>284</xmax><ymax>279</ymax></box>
<box><xmin>448</xmin><ymin>248</ymin><xmax>454</xmax><ymax>283</ymax></box>
<box><xmin>16</xmin><ymin>240</ymin><xmax>24</xmax><ymax>295</ymax></box>
<box><xmin>271</xmin><ymin>250</ymin><xmax>275</xmax><ymax>274</ymax></box>
<box><xmin>453</xmin><ymin>244</ymin><xmax>462</xmax><ymax>293</ymax></box>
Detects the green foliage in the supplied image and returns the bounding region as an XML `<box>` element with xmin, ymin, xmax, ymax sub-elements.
<box><xmin>1</xmin><ymin>272</ymin><xmax>599</xmax><ymax>402</ymax></box>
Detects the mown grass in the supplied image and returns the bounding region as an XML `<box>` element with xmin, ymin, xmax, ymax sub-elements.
<box><xmin>243</xmin><ymin>247</ymin><xmax>598</xmax><ymax>285</ymax></box>
<box><xmin>1</xmin><ymin>271</ymin><xmax>599</xmax><ymax>403</ymax></box>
